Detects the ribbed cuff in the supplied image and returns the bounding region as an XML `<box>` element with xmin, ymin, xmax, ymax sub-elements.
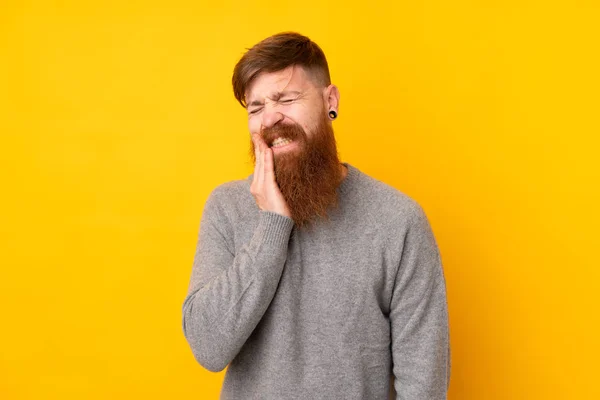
<box><xmin>257</xmin><ymin>211</ymin><xmax>295</xmax><ymax>246</ymax></box>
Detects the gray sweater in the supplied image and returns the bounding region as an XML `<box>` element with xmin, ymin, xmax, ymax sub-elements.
<box><xmin>182</xmin><ymin>163</ymin><xmax>451</xmax><ymax>399</ymax></box>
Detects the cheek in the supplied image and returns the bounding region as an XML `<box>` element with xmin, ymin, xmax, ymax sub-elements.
<box><xmin>286</xmin><ymin>108</ymin><xmax>314</xmax><ymax>132</ymax></box>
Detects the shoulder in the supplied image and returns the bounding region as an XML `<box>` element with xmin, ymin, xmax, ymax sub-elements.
<box><xmin>351</xmin><ymin>167</ymin><xmax>439</xmax><ymax>259</ymax></box>
<box><xmin>352</xmin><ymin>166</ymin><xmax>428</xmax><ymax>227</ymax></box>
<box><xmin>208</xmin><ymin>177</ymin><xmax>250</xmax><ymax>202</ymax></box>
<box><xmin>203</xmin><ymin>175</ymin><xmax>254</xmax><ymax>221</ymax></box>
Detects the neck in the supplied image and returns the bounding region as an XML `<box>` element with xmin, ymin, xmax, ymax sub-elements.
<box><xmin>339</xmin><ymin>163</ymin><xmax>348</xmax><ymax>180</ymax></box>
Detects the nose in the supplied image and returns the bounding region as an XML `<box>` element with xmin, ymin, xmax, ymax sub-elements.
<box><xmin>261</xmin><ymin>105</ymin><xmax>284</xmax><ymax>130</ymax></box>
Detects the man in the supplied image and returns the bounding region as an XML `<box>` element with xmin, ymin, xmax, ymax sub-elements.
<box><xmin>182</xmin><ymin>31</ymin><xmax>451</xmax><ymax>399</ymax></box>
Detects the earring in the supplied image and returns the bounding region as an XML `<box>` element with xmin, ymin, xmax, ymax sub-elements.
<box><xmin>328</xmin><ymin>110</ymin><xmax>338</xmax><ymax>120</ymax></box>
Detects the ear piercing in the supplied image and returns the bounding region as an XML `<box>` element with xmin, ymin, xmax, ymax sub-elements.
<box><xmin>328</xmin><ymin>110</ymin><xmax>338</xmax><ymax>120</ymax></box>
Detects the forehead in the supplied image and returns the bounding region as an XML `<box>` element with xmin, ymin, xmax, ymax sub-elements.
<box><xmin>245</xmin><ymin>65</ymin><xmax>314</xmax><ymax>103</ymax></box>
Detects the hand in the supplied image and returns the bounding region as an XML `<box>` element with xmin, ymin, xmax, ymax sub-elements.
<box><xmin>249</xmin><ymin>133</ymin><xmax>292</xmax><ymax>219</ymax></box>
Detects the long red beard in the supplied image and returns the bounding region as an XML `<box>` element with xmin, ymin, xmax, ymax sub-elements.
<box><xmin>249</xmin><ymin>112</ymin><xmax>344</xmax><ymax>229</ymax></box>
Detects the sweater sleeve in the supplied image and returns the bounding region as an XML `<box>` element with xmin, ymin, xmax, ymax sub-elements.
<box><xmin>390</xmin><ymin>202</ymin><xmax>451</xmax><ymax>399</ymax></box>
<box><xmin>181</xmin><ymin>187</ymin><xmax>295</xmax><ymax>372</ymax></box>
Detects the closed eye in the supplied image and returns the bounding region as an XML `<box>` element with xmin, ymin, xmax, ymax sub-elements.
<box><xmin>279</xmin><ymin>99</ymin><xmax>294</xmax><ymax>104</ymax></box>
<box><xmin>248</xmin><ymin>107</ymin><xmax>263</xmax><ymax>115</ymax></box>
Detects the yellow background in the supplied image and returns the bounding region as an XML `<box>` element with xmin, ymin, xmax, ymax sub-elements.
<box><xmin>2</xmin><ymin>1</ymin><xmax>599</xmax><ymax>399</ymax></box>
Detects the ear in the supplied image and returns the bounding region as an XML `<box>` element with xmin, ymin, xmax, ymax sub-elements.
<box><xmin>323</xmin><ymin>84</ymin><xmax>340</xmax><ymax>114</ymax></box>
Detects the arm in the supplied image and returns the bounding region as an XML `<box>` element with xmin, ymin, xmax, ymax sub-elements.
<box><xmin>390</xmin><ymin>203</ymin><xmax>451</xmax><ymax>399</ymax></box>
<box><xmin>181</xmin><ymin>188</ymin><xmax>294</xmax><ymax>372</ymax></box>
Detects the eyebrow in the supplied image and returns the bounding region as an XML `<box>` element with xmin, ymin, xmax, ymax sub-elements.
<box><xmin>246</xmin><ymin>90</ymin><xmax>302</xmax><ymax>108</ymax></box>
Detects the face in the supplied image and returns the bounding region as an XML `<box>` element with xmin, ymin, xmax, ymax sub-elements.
<box><xmin>245</xmin><ymin>64</ymin><xmax>334</xmax><ymax>154</ymax></box>
<box><xmin>244</xmin><ymin>65</ymin><xmax>344</xmax><ymax>228</ymax></box>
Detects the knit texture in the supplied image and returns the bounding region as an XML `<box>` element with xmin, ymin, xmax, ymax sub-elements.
<box><xmin>182</xmin><ymin>163</ymin><xmax>451</xmax><ymax>399</ymax></box>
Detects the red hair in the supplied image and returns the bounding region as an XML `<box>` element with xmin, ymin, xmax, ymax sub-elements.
<box><xmin>232</xmin><ymin>32</ymin><xmax>331</xmax><ymax>108</ymax></box>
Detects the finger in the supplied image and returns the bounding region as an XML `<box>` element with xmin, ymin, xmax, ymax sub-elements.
<box><xmin>250</xmin><ymin>133</ymin><xmax>260</xmax><ymax>166</ymax></box>
<box><xmin>255</xmin><ymin>140</ymin><xmax>265</xmax><ymax>188</ymax></box>
<box><xmin>264</xmin><ymin>147</ymin><xmax>275</xmax><ymax>184</ymax></box>
<box><xmin>251</xmin><ymin>138</ymin><xmax>259</xmax><ymax>187</ymax></box>
<box><xmin>251</xmin><ymin>134</ymin><xmax>261</xmax><ymax>165</ymax></box>
<box><xmin>255</xmin><ymin>133</ymin><xmax>269</xmax><ymax>181</ymax></box>
<box><xmin>256</xmin><ymin>133</ymin><xmax>269</xmax><ymax>153</ymax></box>
<box><xmin>251</xmin><ymin>133</ymin><xmax>265</xmax><ymax>184</ymax></box>
<box><xmin>259</xmin><ymin>147</ymin><xmax>269</xmax><ymax>186</ymax></box>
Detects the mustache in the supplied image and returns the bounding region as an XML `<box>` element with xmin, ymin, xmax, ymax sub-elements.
<box><xmin>260</xmin><ymin>122</ymin><xmax>306</xmax><ymax>146</ymax></box>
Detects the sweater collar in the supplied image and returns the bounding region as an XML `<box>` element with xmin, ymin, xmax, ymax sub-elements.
<box><xmin>337</xmin><ymin>162</ymin><xmax>360</xmax><ymax>196</ymax></box>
